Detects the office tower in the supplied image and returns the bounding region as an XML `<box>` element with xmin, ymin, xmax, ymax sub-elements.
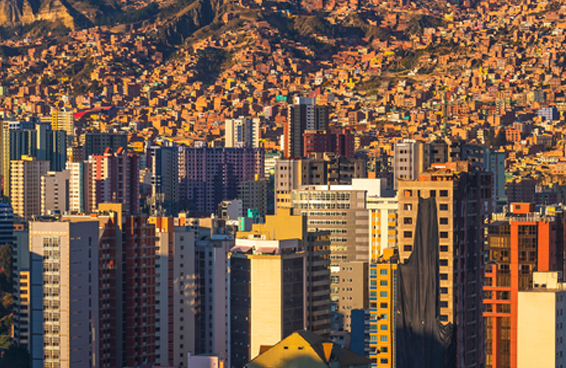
<box><xmin>82</xmin><ymin>132</ymin><xmax>128</xmax><ymax>157</ymax></box>
<box><xmin>230</xmin><ymin>237</ymin><xmax>306</xmax><ymax>366</ymax></box>
<box><xmin>397</xmin><ymin>162</ymin><xmax>493</xmax><ymax>368</ymax></box>
<box><xmin>0</xmin><ymin>203</ymin><xmax>14</xmax><ymax>245</ymax></box>
<box><xmin>148</xmin><ymin>145</ymin><xmax>180</xmax><ymax>215</ymax></box>
<box><xmin>51</xmin><ymin>108</ymin><xmax>75</xmax><ymax>146</ymax></box>
<box><xmin>238</xmin><ymin>176</ymin><xmax>268</xmax><ymax>217</ymax></box>
<box><xmin>485</xmin><ymin>148</ymin><xmax>506</xmax><ymax>206</ymax></box>
<box><xmin>151</xmin><ymin>217</ymin><xmax>196</xmax><ymax>367</ymax></box>
<box><xmin>517</xmin><ymin>272</ymin><xmax>566</xmax><ymax>368</ymax></box>
<box><xmin>185</xmin><ymin>147</ymin><xmax>264</xmax><ymax>214</ymax></box>
<box><xmin>505</xmin><ymin>177</ymin><xmax>536</xmax><ymax>204</ymax></box>
<box><xmin>247</xmin><ymin>331</ymin><xmax>371</xmax><ymax>368</ymax></box>
<box><xmin>274</xmin><ymin>156</ymin><xmax>367</xmax><ymax>211</ymax></box>
<box><xmin>303</xmin><ymin>129</ymin><xmax>355</xmax><ymax>159</ymax></box>
<box><xmin>193</xmin><ymin>218</ymin><xmax>231</xmax><ymax>363</ymax></box>
<box><xmin>10</xmin><ymin>156</ymin><xmax>50</xmax><ymax>219</ymax></box>
<box><xmin>41</xmin><ymin>170</ymin><xmax>71</xmax><ymax>215</ymax></box>
<box><xmin>121</xmin><ymin>215</ymin><xmax>157</xmax><ymax>367</ymax></box>
<box><xmin>29</xmin><ymin>220</ymin><xmax>99</xmax><ymax>368</ymax></box>
<box><xmin>235</xmin><ymin>209</ymin><xmax>331</xmax><ymax>337</ymax></box>
<box><xmin>225</xmin><ymin>116</ymin><xmax>260</xmax><ymax>148</ymax></box>
<box><xmin>285</xmin><ymin>97</ymin><xmax>329</xmax><ymax>158</ymax></box>
<box><xmin>2</xmin><ymin>121</ymin><xmax>66</xmax><ymax>199</ymax></box>
<box><xmin>36</xmin><ymin>122</ymin><xmax>67</xmax><ymax>171</ymax></box>
<box><xmin>369</xmin><ymin>249</ymin><xmax>397</xmax><ymax>368</ymax></box>
<box><xmin>65</xmin><ymin>204</ymin><xmax>157</xmax><ymax>368</ymax></box>
<box><xmin>89</xmin><ymin>147</ymin><xmax>139</xmax><ymax>215</ymax></box>
<box><xmin>484</xmin><ymin>203</ymin><xmax>564</xmax><ymax>368</ymax></box>
<box><xmin>67</xmin><ymin>162</ymin><xmax>90</xmax><ymax>214</ymax></box>
<box><xmin>291</xmin><ymin>179</ymin><xmax>384</xmax><ymax>333</ymax></box>
<box><xmin>396</xmin><ymin>197</ymin><xmax>454</xmax><ymax>368</ymax></box>
<box><xmin>12</xmin><ymin>225</ymin><xmax>30</xmax><ymax>348</ymax></box>
<box><xmin>393</xmin><ymin>139</ymin><xmax>424</xmax><ymax>190</ymax></box>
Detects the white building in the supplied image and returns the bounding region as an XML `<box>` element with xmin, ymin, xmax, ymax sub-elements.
<box><xmin>29</xmin><ymin>220</ymin><xmax>99</xmax><ymax>368</ymax></box>
<box><xmin>225</xmin><ymin>117</ymin><xmax>260</xmax><ymax>148</ymax></box>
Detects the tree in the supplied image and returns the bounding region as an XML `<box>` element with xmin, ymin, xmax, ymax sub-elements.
<box><xmin>0</xmin><ymin>243</ymin><xmax>12</xmax><ymax>293</ymax></box>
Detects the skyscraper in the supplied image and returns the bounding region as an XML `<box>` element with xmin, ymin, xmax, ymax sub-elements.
<box><xmin>89</xmin><ymin>148</ymin><xmax>139</xmax><ymax>215</ymax></box>
<box><xmin>225</xmin><ymin>117</ymin><xmax>260</xmax><ymax>148</ymax></box>
<box><xmin>29</xmin><ymin>220</ymin><xmax>100</xmax><ymax>368</ymax></box>
<box><xmin>41</xmin><ymin>170</ymin><xmax>71</xmax><ymax>215</ymax></box>
<box><xmin>229</xmin><ymin>237</ymin><xmax>307</xmax><ymax>366</ymax></box>
<box><xmin>148</xmin><ymin>145</ymin><xmax>180</xmax><ymax>215</ymax></box>
<box><xmin>397</xmin><ymin>161</ymin><xmax>493</xmax><ymax>368</ymax></box>
<box><xmin>185</xmin><ymin>147</ymin><xmax>264</xmax><ymax>214</ymax></box>
<box><xmin>51</xmin><ymin>108</ymin><xmax>75</xmax><ymax>146</ymax></box>
<box><xmin>284</xmin><ymin>97</ymin><xmax>329</xmax><ymax>159</ymax></box>
<box><xmin>484</xmin><ymin>203</ymin><xmax>564</xmax><ymax>368</ymax></box>
<box><xmin>10</xmin><ymin>156</ymin><xmax>50</xmax><ymax>219</ymax></box>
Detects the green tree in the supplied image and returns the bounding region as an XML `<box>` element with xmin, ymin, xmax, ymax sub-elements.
<box><xmin>0</xmin><ymin>243</ymin><xmax>12</xmax><ymax>293</ymax></box>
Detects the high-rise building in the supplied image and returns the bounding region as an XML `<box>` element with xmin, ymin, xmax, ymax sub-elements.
<box><xmin>1</xmin><ymin>121</ymin><xmax>66</xmax><ymax>199</ymax></box>
<box><xmin>368</xmin><ymin>248</ymin><xmax>397</xmax><ymax>368</ymax></box>
<box><xmin>303</xmin><ymin>129</ymin><xmax>355</xmax><ymax>159</ymax></box>
<box><xmin>393</xmin><ymin>139</ymin><xmax>424</xmax><ymax>190</ymax></box>
<box><xmin>148</xmin><ymin>145</ymin><xmax>180</xmax><ymax>215</ymax></box>
<box><xmin>235</xmin><ymin>209</ymin><xmax>331</xmax><ymax>339</ymax></box>
<box><xmin>89</xmin><ymin>147</ymin><xmax>139</xmax><ymax>215</ymax></box>
<box><xmin>484</xmin><ymin>203</ymin><xmax>564</xmax><ymax>368</ymax></box>
<box><xmin>0</xmin><ymin>203</ymin><xmax>14</xmax><ymax>246</ymax></box>
<box><xmin>517</xmin><ymin>272</ymin><xmax>566</xmax><ymax>368</ymax></box>
<box><xmin>66</xmin><ymin>162</ymin><xmax>90</xmax><ymax>214</ymax></box>
<box><xmin>185</xmin><ymin>147</ymin><xmax>264</xmax><ymax>214</ymax></box>
<box><xmin>51</xmin><ymin>108</ymin><xmax>75</xmax><ymax>146</ymax></box>
<box><xmin>41</xmin><ymin>170</ymin><xmax>71</xmax><ymax>215</ymax></box>
<box><xmin>82</xmin><ymin>132</ymin><xmax>128</xmax><ymax>157</ymax></box>
<box><xmin>484</xmin><ymin>148</ymin><xmax>506</xmax><ymax>206</ymax></box>
<box><xmin>284</xmin><ymin>97</ymin><xmax>329</xmax><ymax>158</ymax></box>
<box><xmin>12</xmin><ymin>224</ymin><xmax>30</xmax><ymax>348</ymax></box>
<box><xmin>229</xmin><ymin>237</ymin><xmax>307</xmax><ymax>365</ymax></box>
<box><xmin>29</xmin><ymin>220</ymin><xmax>100</xmax><ymax>368</ymax></box>
<box><xmin>225</xmin><ymin>117</ymin><xmax>260</xmax><ymax>148</ymax></box>
<box><xmin>291</xmin><ymin>179</ymin><xmax>386</xmax><ymax>332</ymax></box>
<box><xmin>274</xmin><ymin>156</ymin><xmax>367</xmax><ymax>211</ymax></box>
<box><xmin>150</xmin><ymin>216</ymin><xmax>196</xmax><ymax>367</ymax></box>
<box><xmin>397</xmin><ymin>161</ymin><xmax>493</xmax><ymax>368</ymax></box>
<box><xmin>64</xmin><ymin>203</ymin><xmax>157</xmax><ymax>368</ymax></box>
<box><xmin>10</xmin><ymin>156</ymin><xmax>50</xmax><ymax>219</ymax></box>
<box><xmin>238</xmin><ymin>175</ymin><xmax>268</xmax><ymax>217</ymax></box>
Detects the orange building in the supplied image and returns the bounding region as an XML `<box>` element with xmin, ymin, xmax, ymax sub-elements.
<box><xmin>484</xmin><ymin>203</ymin><xmax>565</xmax><ymax>368</ymax></box>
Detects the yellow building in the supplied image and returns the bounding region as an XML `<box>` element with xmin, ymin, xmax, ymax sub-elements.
<box><xmin>369</xmin><ymin>248</ymin><xmax>397</xmax><ymax>368</ymax></box>
<box><xmin>248</xmin><ymin>330</ymin><xmax>371</xmax><ymax>368</ymax></box>
<box><xmin>51</xmin><ymin>108</ymin><xmax>75</xmax><ymax>146</ymax></box>
<box><xmin>10</xmin><ymin>156</ymin><xmax>50</xmax><ymax>219</ymax></box>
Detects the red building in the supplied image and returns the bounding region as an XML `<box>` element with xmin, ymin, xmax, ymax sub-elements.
<box><xmin>303</xmin><ymin>129</ymin><xmax>355</xmax><ymax>158</ymax></box>
<box><xmin>484</xmin><ymin>203</ymin><xmax>565</xmax><ymax>368</ymax></box>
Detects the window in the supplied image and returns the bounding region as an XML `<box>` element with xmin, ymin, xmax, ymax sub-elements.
<box><xmin>380</xmin><ymin>269</ymin><xmax>388</xmax><ymax>276</ymax></box>
<box><xmin>440</xmin><ymin>274</ymin><xmax>448</xmax><ymax>280</ymax></box>
<box><xmin>380</xmin><ymin>280</ymin><xmax>388</xmax><ymax>287</ymax></box>
<box><xmin>404</xmin><ymin>231</ymin><xmax>413</xmax><ymax>238</ymax></box>
<box><xmin>404</xmin><ymin>245</ymin><xmax>413</xmax><ymax>252</ymax></box>
<box><xmin>440</xmin><ymin>287</ymin><xmax>448</xmax><ymax>294</ymax></box>
<box><xmin>440</xmin><ymin>301</ymin><xmax>448</xmax><ymax>308</ymax></box>
<box><xmin>440</xmin><ymin>259</ymin><xmax>448</xmax><ymax>266</ymax></box>
<box><xmin>380</xmin><ymin>291</ymin><xmax>388</xmax><ymax>298</ymax></box>
<box><xmin>380</xmin><ymin>325</ymin><xmax>388</xmax><ymax>331</ymax></box>
<box><xmin>403</xmin><ymin>217</ymin><xmax>413</xmax><ymax>225</ymax></box>
<box><xmin>440</xmin><ymin>246</ymin><xmax>449</xmax><ymax>252</ymax></box>
<box><xmin>440</xmin><ymin>217</ymin><xmax>449</xmax><ymax>225</ymax></box>
<box><xmin>381</xmin><ymin>359</ymin><xmax>389</xmax><ymax>364</ymax></box>
<box><xmin>440</xmin><ymin>190</ymin><xmax>448</xmax><ymax>197</ymax></box>
<box><xmin>440</xmin><ymin>232</ymin><xmax>448</xmax><ymax>238</ymax></box>
<box><xmin>403</xmin><ymin>204</ymin><xmax>413</xmax><ymax>211</ymax></box>
<box><xmin>380</xmin><ymin>336</ymin><xmax>388</xmax><ymax>342</ymax></box>
<box><xmin>380</xmin><ymin>303</ymin><xmax>388</xmax><ymax>309</ymax></box>
<box><xmin>439</xmin><ymin>204</ymin><xmax>449</xmax><ymax>211</ymax></box>
<box><xmin>440</xmin><ymin>315</ymin><xmax>448</xmax><ymax>322</ymax></box>
<box><xmin>404</xmin><ymin>190</ymin><xmax>413</xmax><ymax>197</ymax></box>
